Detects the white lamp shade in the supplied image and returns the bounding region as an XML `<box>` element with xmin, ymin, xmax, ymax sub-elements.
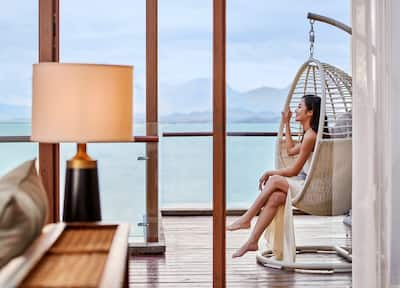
<box><xmin>31</xmin><ymin>63</ymin><xmax>133</xmax><ymax>143</ymax></box>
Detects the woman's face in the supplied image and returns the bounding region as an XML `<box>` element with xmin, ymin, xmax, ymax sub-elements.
<box><xmin>295</xmin><ymin>99</ymin><xmax>313</xmax><ymax>122</ymax></box>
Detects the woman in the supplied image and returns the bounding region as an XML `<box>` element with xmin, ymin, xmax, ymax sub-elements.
<box><xmin>227</xmin><ymin>94</ymin><xmax>322</xmax><ymax>258</ymax></box>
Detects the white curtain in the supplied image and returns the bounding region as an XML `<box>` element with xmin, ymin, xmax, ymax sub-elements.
<box><xmin>352</xmin><ymin>0</ymin><xmax>400</xmax><ymax>287</ymax></box>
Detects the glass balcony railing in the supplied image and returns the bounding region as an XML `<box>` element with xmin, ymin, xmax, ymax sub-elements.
<box><xmin>59</xmin><ymin>142</ymin><xmax>147</xmax><ymax>237</ymax></box>
<box><xmin>0</xmin><ymin>121</ymin><xmax>280</xmax><ymax>210</ymax></box>
<box><xmin>159</xmin><ymin>122</ymin><xmax>278</xmax><ymax>210</ymax></box>
<box><xmin>0</xmin><ymin>122</ymin><xmax>36</xmax><ymax>176</ymax></box>
<box><xmin>0</xmin><ymin>142</ymin><xmax>37</xmax><ymax>176</ymax></box>
<box><xmin>0</xmin><ymin>120</ymin><xmax>282</xmax><ymax>240</ymax></box>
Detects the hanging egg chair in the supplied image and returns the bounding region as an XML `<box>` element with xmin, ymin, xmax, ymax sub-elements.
<box><xmin>276</xmin><ymin>58</ymin><xmax>352</xmax><ymax>216</ymax></box>
<box><xmin>256</xmin><ymin>16</ymin><xmax>352</xmax><ymax>273</ymax></box>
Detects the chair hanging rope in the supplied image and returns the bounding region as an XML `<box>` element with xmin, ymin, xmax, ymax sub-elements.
<box><xmin>309</xmin><ymin>19</ymin><xmax>315</xmax><ymax>57</ymax></box>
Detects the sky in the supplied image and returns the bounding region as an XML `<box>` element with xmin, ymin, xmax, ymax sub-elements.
<box><xmin>0</xmin><ymin>0</ymin><xmax>350</xmax><ymax>113</ymax></box>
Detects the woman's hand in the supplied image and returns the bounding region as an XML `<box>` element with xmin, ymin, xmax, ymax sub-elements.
<box><xmin>281</xmin><ymin>109</ymin><xmax>292</xmax><ymax>124</ymax></box>
<box><xmin>259</xmin><ymin>171</ymin><xmax>272</xmax><ymax>191</ymax></box>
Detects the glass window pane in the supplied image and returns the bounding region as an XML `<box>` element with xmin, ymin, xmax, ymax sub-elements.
<box><xmin>0</xmin><ymin>2</ymin><xmax>37</xmax><ymax>176</ymax></box>
<box><xmin>159</xmin><ymin>0</ymin><xmax>213</xmax><ymax>209</ymax></box>
<box><xmin>0</xmin><ymin>2</ymin><xmax>38</xmax><ymax>129</ymax></box>
<box><xmin>225</xmin><ymin>0</ymin><xmax>352</xmax><ymax>278</ymax></box>
<box><xmin>159</xmin><ymin>0</ymin><xmax>212</xmax><ymax>131</ymax></box>
<box><xmin>60</xmin><ymin>0</ymin><xmax>145</xmax><ymax>125</ymax></box>
<box><xmin>60</xmin><ymin>1</ymin><xmax>146</xmax><ymax>232</ymax></box>
<box><xmin>226</xmin><ymin>1</ymin><xmax>350</xmax><ymax>208</ymax></box>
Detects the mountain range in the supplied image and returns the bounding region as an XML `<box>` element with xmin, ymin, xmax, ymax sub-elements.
<box><xmin>0</xmin><ymin>78</ymin><xmax>289</xmax><ymax>123</ymax></box>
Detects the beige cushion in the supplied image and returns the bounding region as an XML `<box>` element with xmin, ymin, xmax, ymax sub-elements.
<box><xmin>329</xmin><ymin>111</ymin><xmax>352</xmax><ymax>138</ymax></box>
<box><xmin>0</xmin><ymin>159</ymin><xmax>48</xmax><ymax>268</ymax></box>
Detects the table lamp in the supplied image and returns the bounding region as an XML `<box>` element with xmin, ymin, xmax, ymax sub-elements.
<box><xmin>31</xmin><ymin>63</ymin><xmax>133</xmax><ymax>222</ymax></box>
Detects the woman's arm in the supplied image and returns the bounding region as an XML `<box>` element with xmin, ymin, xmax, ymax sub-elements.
<box><xmin>282</xmin><ymin>110</ymin><xmax>299</xmax><ymax>155</ymax></box>
<box><xmin>287</xmin><ymin>142</ymin><xmax>301</xmax><ymax>156</ymax></box>
<box><xmin>259</xmin><ymin>130</ymin><xmax>316</xmax><ymax>189</ymax></box>
<box><xmin>277</xmin><ymin>131</ymin><xmax>315</xmax><ymax>177</ymax></box>
<box><xmin>285</xmin><ymin>118</ymin><xmax>295</xmax><ymax>148</ymax></box>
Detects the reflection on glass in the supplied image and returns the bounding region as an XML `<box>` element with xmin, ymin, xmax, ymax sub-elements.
<box><xmin>60</xmin><ymin>0</ymin><xmax>146</xmax><ymax>234</ymax></box>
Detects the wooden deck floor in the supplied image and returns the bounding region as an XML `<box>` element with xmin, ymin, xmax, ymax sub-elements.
<box><xmin>130</xmin><ymin>215</ymin><xmax>352</xmax><ymax>287</ymax></box>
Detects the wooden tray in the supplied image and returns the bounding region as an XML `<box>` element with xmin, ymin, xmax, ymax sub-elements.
<box><xmin>0</xmin><ymin>223</ymin><xmax>129</xmax><ymax>287</ymax></box>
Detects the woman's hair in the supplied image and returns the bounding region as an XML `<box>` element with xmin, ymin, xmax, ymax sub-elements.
<box><xmin>302</xmin><ymin>94</ymin><xmax>322</xmax><ymax>133</ymax></box>
<box><xmin>301</xmin><ymin>94</ymin><xmax>330</xmax><ymax>138</ymax></box>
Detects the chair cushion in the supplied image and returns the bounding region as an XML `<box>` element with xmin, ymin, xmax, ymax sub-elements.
<box><xmin>329</xmin><ymin>111</ymin><xmax>352</xmax><ymax>138</ymax></box>
<box><xmin>0</xmin><ymin>159</ymin><xmax>48</xmax><ymax>268</ymax></box>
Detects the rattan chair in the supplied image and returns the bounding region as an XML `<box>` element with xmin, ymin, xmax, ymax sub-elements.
<box><xmin>256</xmin><ymin>58</ymin><xmax>352</xmax><ymax>273</ymax></box>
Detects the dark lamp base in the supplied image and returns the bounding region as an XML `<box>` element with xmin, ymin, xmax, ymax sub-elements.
<box><xmin>63</xmin><ymin>144</ymin><xmax>101</xmax><ymax>222</ymax></box>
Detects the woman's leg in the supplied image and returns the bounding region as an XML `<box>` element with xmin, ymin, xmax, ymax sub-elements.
<box><xmin>232</xmin><ymin>191</ymin><xmax>287</xmax><ymax>258</ymax></box>
<box><xmin>227</xmin><ymin>175</ymin><xmax>289</xmax><ymax>231</ymax></box>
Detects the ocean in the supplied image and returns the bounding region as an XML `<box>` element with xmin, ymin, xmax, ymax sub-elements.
<box><xmin>0</xmin><ymin>122</ymin><xmax>278</xmax><ymax>235</ymax></box>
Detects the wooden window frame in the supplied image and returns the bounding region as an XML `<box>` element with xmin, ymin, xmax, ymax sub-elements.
<box><xmin>213</xmin><ymin>0</ymin><xmax>226</xmax><ymax>286</ymax></box>
<box><xmin>38</xmin><ymin>0</ymin><xmax>60</xmax><ymax>223</ymax></box>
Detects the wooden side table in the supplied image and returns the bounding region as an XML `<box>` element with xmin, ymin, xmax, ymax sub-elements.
<box><xmin>0</xmin><ymin>223</ymin><xmax>129</xmax><ymax>287</ymax></box>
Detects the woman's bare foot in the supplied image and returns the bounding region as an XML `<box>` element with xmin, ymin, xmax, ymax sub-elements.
<box><xmin>232</xmin><ymin>241</ymin><xmax>258</xmax><ymax>258</ymax></box>
<box><xmin>226</xmin><ymin>217</ymin><xmax>251</xmax><ymax>231</ymax></box>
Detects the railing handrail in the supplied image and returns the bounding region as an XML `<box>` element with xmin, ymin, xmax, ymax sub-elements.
<box><xmin>0</xmin><ymin>132</ymin><xmax>306</xmax><ymax>142</ymax></box>
<box><xmin>0</xmin><ymin>136</ymin><xmax>159</xmax><ymax>143</ymax></box>
<box><xmin>0</xmin><ymin>136</ymin><xmax>30</xmax><ymax>142</ymax></box>
<box><xmin>162</xmin><ymin>131</ymin><xmax>301</xmax><ymax>137</ymax></box>
<box><xmin>0</xmin><ymin>131</ymin><xmax>304</xmax><ymax>144</ymax></box>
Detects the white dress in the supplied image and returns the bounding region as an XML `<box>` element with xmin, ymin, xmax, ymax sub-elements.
<box><xmin>258</xmin><ymin>153</ymin><xmax>313</xmax><ymax>263</ymax></box>
<box><xmin>285</xmin><ymin>152</ymin><xmax>313</xmax><ymax>199</ymax></box>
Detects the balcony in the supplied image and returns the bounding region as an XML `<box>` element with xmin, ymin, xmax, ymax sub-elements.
<box><xmin>0</xmin><ymin>0</ymin><xmax>356</xmax><ymax>287</ymax></box>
